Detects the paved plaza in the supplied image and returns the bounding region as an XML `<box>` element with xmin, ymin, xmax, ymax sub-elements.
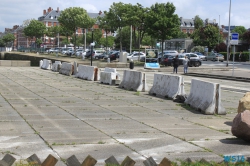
<box><xmin>0</xmin><ymin>66</ymin><xmax>250</xmax><ymax>166</ymax></box>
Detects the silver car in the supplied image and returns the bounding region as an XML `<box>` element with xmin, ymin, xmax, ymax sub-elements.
<box><xmin>205</xmin><ymin>53</ymin><xmax>224</xmax><ymax>62</ymax></box>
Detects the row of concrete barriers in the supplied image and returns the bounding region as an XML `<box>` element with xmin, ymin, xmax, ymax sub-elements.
<box><xmin>40</xmin><ymin>59</ymin><xmax>226</xmax><ymax>115</ymax></box>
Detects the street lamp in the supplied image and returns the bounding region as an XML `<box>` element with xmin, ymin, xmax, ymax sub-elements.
<box><xmin>226</xmin><ymin>0</ymin><xmax>231</xmax><ymax>67</ymax></box>
<box><xmin>104</xmin><ymin>21</ymin><xmax>108</xmax><ymax>54</ymax></box>
<box><xmin>91</xmin><ymin>28</ymin><xmax>94</xmax><ymax>66</ymax></box>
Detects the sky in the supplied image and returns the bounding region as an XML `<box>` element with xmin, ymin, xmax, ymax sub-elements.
<box><xmin>0</xmin><ymin>0</ymin><xmax>250</xmax><ymax>32</ymax></box>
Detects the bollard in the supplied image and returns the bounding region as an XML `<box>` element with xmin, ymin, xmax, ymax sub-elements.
<box><xmin>129</xmin><ymin>59</ymin><xmax>134</xmax><ymax>69</ymax></box>
<box><xmin>107</xmin><ymin>58</ymin><xmax>110</xmax><ymax>63</ymax></box>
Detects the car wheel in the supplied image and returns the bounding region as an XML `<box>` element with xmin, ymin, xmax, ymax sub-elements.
<box><xmin>220</xmin><ymin>60</ymin><xmax>223</xmax><ymax>62</ymax></box>
<box><xmin>195</xmin><ymin>61</ymin><xmax>201</xmax><ymax>67</ymax></box>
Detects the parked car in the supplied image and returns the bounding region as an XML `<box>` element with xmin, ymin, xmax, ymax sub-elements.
<box><xmin>66</xmin><ymin>49</ymin><xmax>74</xmax><ymax>56</ymax></box>
<box><xmin>48</xmin><ymin>48</ymin><xmax>60</xmax><ymax>54</ymax></box>
<box><xmin>85</xmin><ymin>50</ymin><xmax>100</xmax><ymax>58</ymax></box>
<box><xmin>205</xmin><ymin>53</ymin><xmax>224</xmax><ymax>62</ymax></box>
<box><xmin>93</xmin><ymin>50</ymin><xmax>106</xmax><ymax>59</ymax></box>
<box><xmin>160</xmin><ymin>54</ymin><xmax>174</xmax><ymax>66</ymax></box>
<box><xmin>98</xmin><ymin>52</ymin><xmax>107</xmax><ymax>59</ymax></box>
<box><xmin>158</xmin><ymin>50</ymin><xmax>178</xmax><ymax>62</ymax></box>
<box><xmin>127</xmin><ymin>52</ymin><xmax>146</xmax><ymax>61</ymax></box>
<box><xmin>61</xmin><ymin>48</ymin><xmax>70</xmax><ymax>54</ymax></box>
<box><xmin>194</xmin><ymin>52</ymin><xmax>206</xmax><ymax>61</ymax></box>
<box><xmin>75</xmin><ymin>49</ymin><xmax>84</xmax><ymax>57</ymax></box>
<box><xmin>179</xmin><ymin>53</ymin><xmax>202</xmax><ymax>67</ymax></box>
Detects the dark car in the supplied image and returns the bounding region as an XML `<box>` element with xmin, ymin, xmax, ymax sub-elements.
<box><xmin>188</xmin><ymin>58</ymin><xmax>202</xmax><ymax>67</ymax></box>
<box><xmin>98</xmin><ymin>52</ymin><xmax>107</xmax><ymax>59</ymax></box>
<box><xmin>103</xmin><ymin>51</ymin><xmax>119</xmax><ymax>61</ymax></box>
<box><xmin>85</xmin><ymin>50</ymin><xmax>95</xmax><ymax>58</ymax></box>
<box><xmin>160</xmin><ymin>55</ymin><xmax>174</xmax><ymax>66</ymax></box>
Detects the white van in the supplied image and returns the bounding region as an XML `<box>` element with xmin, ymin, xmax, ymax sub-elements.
<box><xmin>93</xmin><ymin>50</ymin><xmax>106</xmax><ymax>59</ymax></box>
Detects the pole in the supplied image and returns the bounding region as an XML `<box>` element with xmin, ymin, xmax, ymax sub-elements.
<box><xmin>106</xmin><ymin>29</ymin><xmax>108</xmax><ymax>54</ymax></box>
<box><xmin>138</xmin><ymin>28</ymin><xmax>140</xmax><ymax>61</ymax></box>
<box><xmin>226</xmin><ymin>0</ymin><xmax>231</xmax><ymax>67</ymax></box>
<box><xmin>91</xmin><ymin>29</ymin><xmax>93</xmax><ymax>66</ymax></box>
<box><xmin>130</xmin><ymin>25</ymin><xmax>132</xmax><ymax>54</ymax></box>
<box><xmin>218</xmin><ymin>15</ymin><xmax>220</xmax><ymax>44</ymax></box>
<box><xmin>56</xmin><ymin>32</ymin><xmax>59</xmax><ymax>57</ymax></box>
<box><xmin>232</xmin><ymin>45</ymin><xmax>235</xmax><ymax>76</ymax></box>
<box><xmin>248</xmin><ymin>48</ymin><xmax>250</xmax><ymax>63</ymax></box>
<box><xmin>84</xmin><ymin>29</ymin><xmax>86</xmax><ymax>51</ymax></box>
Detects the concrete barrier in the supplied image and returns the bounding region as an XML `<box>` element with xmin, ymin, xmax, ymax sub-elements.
<box><xmin>75</xmin><ymin>65</ymin><xmax>99</xmax><ymax>81</ymax></box>
<box><xmin>149</xmin><ymin>74</ymin><xmax>185</xmax><ymax>99</ymax></box>
<box><xmin>185</xmin><ymin>78</ymin><xmax>226</xmax><ymax>115</ymax></box>
<box><xmin>39</xmin><ymin>60</ymin><xmax>43</xmax><ymax>68</ymax></box>
<box><xmin>51</xmin><ymin>61</ymin><xmax>62</xmax><ymax>72</ymax></box>
<box><xmin>59</xmin><ymin>62</ymin><xmax>74</xmax><ymax>76</ymax></box>
<box><xmin>73</xmin><ymin>61</ymin><xmax>78</xmax><ymax>75</ymax></box>
<box><xmin>119</xmin><ymin>70</ymin><xmax>148</xmax><ymax>92</ymax></box>
<box><xmin>41</xmin><ymin>59</ymin><xmax>52</xmax><ymax>70</ymax></box>
<box><xmin>100</xmin><ymin>67</ymin><xmax>121</xmax><ymax>85</ymax></box>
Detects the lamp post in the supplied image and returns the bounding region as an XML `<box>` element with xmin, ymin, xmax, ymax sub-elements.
<box><xmin>91</xmin><ymin>28</ymin><xmax>94</xmax><ymax>66</ymax></box>
<box><xmin>226</xmin><ymin>0</ymin><xmax>231</xmax><ymax>67</ymax></box>
<box><xmin>104</xmin><ymin>21</ymin><xmax>108</xmax><ymax>54</ymax></box>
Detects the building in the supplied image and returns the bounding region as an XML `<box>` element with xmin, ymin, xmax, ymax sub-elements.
<box><xmin>179</xmin><ymin>17</ymin><xmax>217</xmax><ymax>34</ymax></box>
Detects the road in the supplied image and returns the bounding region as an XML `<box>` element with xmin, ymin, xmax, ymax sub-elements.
<box><xmin>201</xmin><ymin>60</ymin><xmax>250</xmax><ymax>70</ymax></box>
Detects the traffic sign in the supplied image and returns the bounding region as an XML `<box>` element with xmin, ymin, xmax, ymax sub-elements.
<box><xmin>230</xmin><ymin>33</ymin><xmax>239</xmax><ymax>45</ymax></box>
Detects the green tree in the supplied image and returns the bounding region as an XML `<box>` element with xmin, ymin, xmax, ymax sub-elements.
<box><xmin>46</xmin><ymin>26</ymin><xmax>61</xmax><ymax>47</ymax></box>
<box><xmin>0</xmin><ymin>38</ymin><xmax>5</xmax><ymax>47</ymax></box>
<box><xmin>145</xmin><ymin>2</ymin><xmax>180</xmax><ymax>54</ymax></box>
<box><xmin>99</xmin><ymin>36</ymin><xmax>115</xmax><ymax>48</ymax></box>
<box><xmin>104</xmin><ymin>2</ymin><xmax>130</xmax><ymax>53</ymax></box>
<box><xmin>193</xmin><ymin>15</ymin><xmax>204</xmax><ymax>29</ymax></box>
<box><xmin>2</xmin><ymin>33</ymin><xmax>15</xmax><ymax>47</ymax></box>
<box><xmin>114</xmin><ymin>26</ymin><xmax>131</xmax><ymax>50</ymax></box>
<box><xmin>58</xmin><ymin>7</ymin><xmax>95</xmax><ymax>50</ymax></box>
<box><xmin>23</xmin><ymin>19</ymin><xmax>46</xmax><ymax>47</ymax></box>
<box><xmin>191</xmin><ymin>46</ymin><xmax>204</xmax><ymax>53</ymax></box>
<box><xmin>86</xmin><ymin>29</ymin><xmax>103</xmax><ymax>47</ymax></box>
<box><xmin>191</xmin><ymin>24</ymin><xmax>222</xmax><ymax>51</ymax></box>
<box><xmin>177</xmin><ymin>31</ymin><xmax>188</xmax><ymax>38</ymax></box>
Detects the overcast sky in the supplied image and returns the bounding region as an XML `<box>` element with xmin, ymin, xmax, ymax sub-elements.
<box><xmin>0</xmin><ymin>0</ymin><xmax>249</xmax><ymax>32</ymax></box>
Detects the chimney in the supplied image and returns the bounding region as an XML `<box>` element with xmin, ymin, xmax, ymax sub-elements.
<box><xmin>43</xmin><ymin>10</ymin><xmax>46</xmax><ymax>15</ymax></box>
<box><xmin>57</xmin><ymin>7</ymin><xmax>59</xmax><ymax>12</ymax></box>
<box><xmin>48</xmin><ymin>7</ymin><xmax>52</xmax><ymax>13</ymax></box>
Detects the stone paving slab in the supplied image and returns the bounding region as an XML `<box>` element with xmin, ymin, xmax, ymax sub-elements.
<box><xmin>0</xmin><ymin>67</ymin><xmax>250</xmax><ymax>166</ymax></box>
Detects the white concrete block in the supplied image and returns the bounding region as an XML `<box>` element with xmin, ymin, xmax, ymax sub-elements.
<box><xmin>39</xmin><ymin>60</ymin><xmax>43</xmax><ymax>68</ymax></box>
<box><xmin>149</xmin><ymin>74</ymin><xmax>185</xmax><ymax>99</ymax></box>
<box><xmin>100</xmin><ymin>72</ymin><xmax>117</xmax><ymax>85</ymax></box>
<box><xmin>51</xmin><ymin>61</ymin><xmax>62</xmax><ymax>72</ymax></box>
<box><xmin>119</xmin><ymin>70</ymin><xmax>148</xmax><ymax>92</ymax></box>
<box><xmin>75</xmin><ymin>65</ymin><xmax>99</xmax><ymax>81</ymax></box>
<box><xmin>185</xmin><ymin>79</ymin><xmax>226</xmax><ymax>115</ymax></box>
<box><xmin>41</xmin><ymin>59</ymin><xmax>52</xmax><ymax>70</ymax></box>
<box><xmin>59</xmin><ymin>62</ymin><xmax>73</xmax><ymax>76</ymax></box>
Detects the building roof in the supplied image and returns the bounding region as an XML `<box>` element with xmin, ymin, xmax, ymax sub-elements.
<box><xmin>179</xmin><ymin>17</ymin><xmax>216</xmax><ymax>27</ymax></box>
<box><xmin>38</xmin><ymin>8</ymin><xmax>61</xmax><ymax>22</ymax></box>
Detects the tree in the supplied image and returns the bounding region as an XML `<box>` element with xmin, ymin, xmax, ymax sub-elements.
<box><xmin>191</xmin><ymin>24</ymin><xmax>223</xmax><ymax>51</ymax></box>
<box><xmin>2</xmin><ymin>33</ymin><xmax>15</xmax><ymax>47</ymax></box>
<box><xmin>99</xmin><ymin>36</ymin><xmax>115</xmax><ymax>48</ymax></box>
<box><xmin>86</xmin><ymin>29</ymin><xmax>103</xmax><ymax>47</ymax></box>
<box><xmin>232</xmin><ymin>26</ymin><xmax>247</xmax><ymax>39</ymax></box>
<box><xmin>46</xmin><ymin>26</ymin><xmax>61</xmax><ymax>47</ymax></box>
<box><xmin>177</xmin><ymin>31</ymin><xmax>188</xmax><ymax>38</ymax></box>
<box><xmin>58</xmin><ymin>7</ymin><xmax>95</xmax><ymax>50</ymax></box>
<box><xmin>114</xmin><ymin>26</ymin><xmax>132</xmax><ymax>50</ymax></box>
<box><xmin>0</xmin><ymin>38</ymin><xmax>5</xmax><ymax>47</ymax></box>
<box><xmin>193</xmin><ymin>15</ymin><xmax>204</xmax><ymax>29</ymax></box>
<box><xmin>104</xmin><ymin>2</ymin><xmax>130</xmax><ymax>53</ymax></box>
<box><xmin>145</xmin><ymin>2</ymin><xmax>180</xmax><ymax>54</ymax></box>
<box><xmin>243</xmin><ymin>30</ymin><xmax>250</xmax><ymax>44</ymax></box>
<box><xmin>214</xmin><ymin>42</ymin><xmax>227</xmax><ymax>52</ymax></box>
<box><xmin>191</xmin><ymin>46</ymin><xmax>205</xmax><ymax>53</ymax></box>
<box><xmin>23</xmin><ymin>20</ymin><xmax>46</xmax><ymax>47</ymax></box>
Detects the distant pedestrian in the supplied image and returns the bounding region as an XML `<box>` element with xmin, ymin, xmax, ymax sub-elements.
<box><xmin>172</xmin><ymin>55</ymin><xmax>179</xmax><ymax>74</ymax></box>
<box><xmin>183</xmin><ymin>56</ymin><xmax>189</xmax><ymax>74</ymax></box>
<box><xmin>239</xmin><ymin>51</ymin><xmax>242</xmax><ymax>62</ymax></box>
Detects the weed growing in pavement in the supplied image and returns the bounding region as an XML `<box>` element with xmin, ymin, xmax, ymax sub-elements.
<box><xmin>14</xmin><ymin>160</ymin><xmax>39</xmax><ymax>166</ymax></box>
<box><xmin>134</xmin><ymin>91</ymin><xmax>140</xmax><ymax>96</ymax></box>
